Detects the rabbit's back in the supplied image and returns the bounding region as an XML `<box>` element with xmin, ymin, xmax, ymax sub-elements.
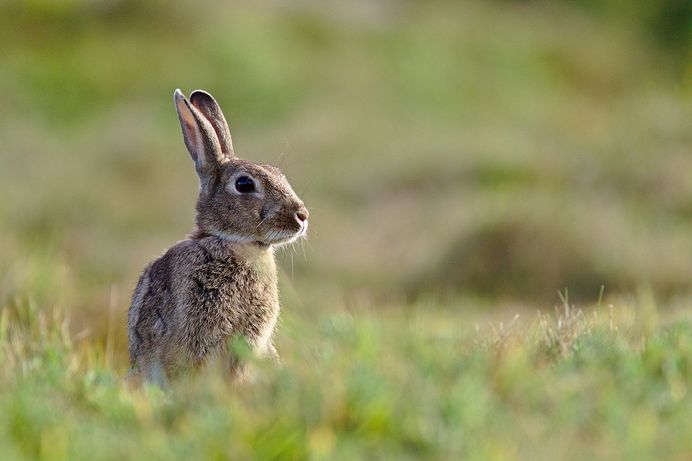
<box><xmin>128</xmin><ymin>237</ymin><xmax>280</xmax><ymax>380</ymax></box>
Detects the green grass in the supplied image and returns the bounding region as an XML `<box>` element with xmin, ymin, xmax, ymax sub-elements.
<box><xmin>0</xmin><ymin>295</ymin><xmax>689</xmax><ymax>460</ymax></box>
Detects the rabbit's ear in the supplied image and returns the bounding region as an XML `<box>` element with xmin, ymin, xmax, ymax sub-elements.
<box><xmin>174</xmin><ymin>89</ymin><xmax>226</xmax><ymax>180</ymax></box>
<box><xmin>189</xmin><ymin>90</ymin><xmax>235</xmax><ymax>159</ymax></box>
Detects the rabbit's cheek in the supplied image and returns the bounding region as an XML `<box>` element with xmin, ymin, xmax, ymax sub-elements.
<box><xmin>260</xmin><ymin>204</ymin><xmax>281</xmax><ymax>222</ymax></box>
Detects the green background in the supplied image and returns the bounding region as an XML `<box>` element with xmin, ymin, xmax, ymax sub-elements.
<box><xmin>0</xmin><ymin>1</ymin><xmax>690</xmax><ymax>459</ymax></box>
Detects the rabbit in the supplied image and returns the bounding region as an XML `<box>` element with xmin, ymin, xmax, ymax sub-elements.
<box><xmin>127</xmin><ymin>89</ymin><xmax>309</xmax><ymax>386</ymax></box>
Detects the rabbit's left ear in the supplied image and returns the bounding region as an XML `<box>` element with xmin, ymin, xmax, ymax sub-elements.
<box><xmin>190</xmin><ymin>90</ymin><xmax>235</xmax><ymax>159</ymax></box>
<box><xmin>174</xmin><ymin>89</ymin><xmax>227</xmax><ymax>190</ymax></box>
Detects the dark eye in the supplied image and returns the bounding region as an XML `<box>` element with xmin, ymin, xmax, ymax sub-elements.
<box><xmin>235</xmin><ymin>176</ymin><xmax>256</xmax><ymax>193</ymax></box>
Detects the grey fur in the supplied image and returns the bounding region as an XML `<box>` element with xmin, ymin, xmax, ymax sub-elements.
<box><xmin>127</xmin><ymin>89</ymin><xmax>308</xmax><ymax>384</ymax></box>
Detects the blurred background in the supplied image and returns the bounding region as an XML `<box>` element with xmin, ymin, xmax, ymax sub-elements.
<box><xmin>0</xmin><ymin>0</ymin><xmax>690</xmax><ymax>354</ymax></box>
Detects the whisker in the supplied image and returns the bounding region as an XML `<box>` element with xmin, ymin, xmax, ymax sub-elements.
<box><xmin>304</xmin><ymin>237</ymin><xmax>313</xmax><ymax>250</ymax></box>
<box><xmin>256</xmin><ymin>216</ymin><xmax>270</xmax><ymax>230</ymax></box>
<box><xmin>300</xmin><ymin>238</ymin><xmax>307</xmax><ymax>261</ymax></box>
<box><xmin>299</xmin><ymin>177</ymin><xmax>316</xmax><ymax>200</ymax></box>
<box><xmin>275</xmin><ymin>151</ymin><xmax>287</xmax><ymax>167</ymax></box>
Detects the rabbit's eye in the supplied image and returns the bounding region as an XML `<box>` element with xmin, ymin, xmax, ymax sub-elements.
<box><xmin>235</xmin><ymin>176</ymin><xmax>256</xmax><ymax>193</ymax></box>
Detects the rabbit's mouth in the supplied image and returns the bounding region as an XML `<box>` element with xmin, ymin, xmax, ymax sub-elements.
<box><xmin>261</xmin><ymin>223</ymin><xmax>307</xmax><ymax>246</ymax></box>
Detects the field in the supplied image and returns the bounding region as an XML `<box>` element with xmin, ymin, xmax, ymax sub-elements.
<box><xmin>0</xmin><ymin>294</ymin><xmax>689</xmax><ymax>460</ymax></box>
<box><xmin>0</xmin><ymin>0</ymin><xmax>690</xmax><ymax>459</ymax></box>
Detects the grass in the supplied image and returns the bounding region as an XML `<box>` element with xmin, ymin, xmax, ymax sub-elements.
<box><xmin>0</xmin><ymin>293</ymin><xmax>689</xmax><ymax>460</ymax></box>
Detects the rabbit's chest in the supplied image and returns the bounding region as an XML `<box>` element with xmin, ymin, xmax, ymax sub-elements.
<box><xmin>191</xmin><ymin>254</ymin><xmax>279</xmax><ymax>343</ymax></box>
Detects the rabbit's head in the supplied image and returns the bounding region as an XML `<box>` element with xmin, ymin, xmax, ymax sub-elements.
<box><xmin>174</xmin><ymin>89</ymin><xmax>308</xmax><ymax>247</ymax></box>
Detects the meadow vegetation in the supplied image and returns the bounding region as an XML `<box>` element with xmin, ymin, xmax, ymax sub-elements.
<box><xmin>0</xmin><ymin>0</ymin><xmax>690</xmax><ymax>459</ymax></box>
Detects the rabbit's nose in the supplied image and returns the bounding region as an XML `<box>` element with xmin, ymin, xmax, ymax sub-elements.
<box><xmin>295</xmin><ymin>207</ymin><xmax>309</xmax><ymax>223</ymax></box>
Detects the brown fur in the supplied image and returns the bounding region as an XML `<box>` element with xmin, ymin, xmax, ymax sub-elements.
<box><xmin>127</xmin><ymin>89</ymin><xmax>308</xmax><ymax>385</ymax></box>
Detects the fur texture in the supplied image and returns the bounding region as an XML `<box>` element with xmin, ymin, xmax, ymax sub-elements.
<box><xmin>127</xmin><ymin>89</ymin><xmax>308</xmax><ymax>385</ymax></box>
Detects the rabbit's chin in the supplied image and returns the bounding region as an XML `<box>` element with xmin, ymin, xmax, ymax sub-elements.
<box><xmin>261</xmin><ymin>226</ymin><xmax>307</xmax><ymax>247</ymax></box>
<box><xmin>209</xmin><ymin>225</ymin><xmax>307</xmax><ymax>247</ymax></box>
